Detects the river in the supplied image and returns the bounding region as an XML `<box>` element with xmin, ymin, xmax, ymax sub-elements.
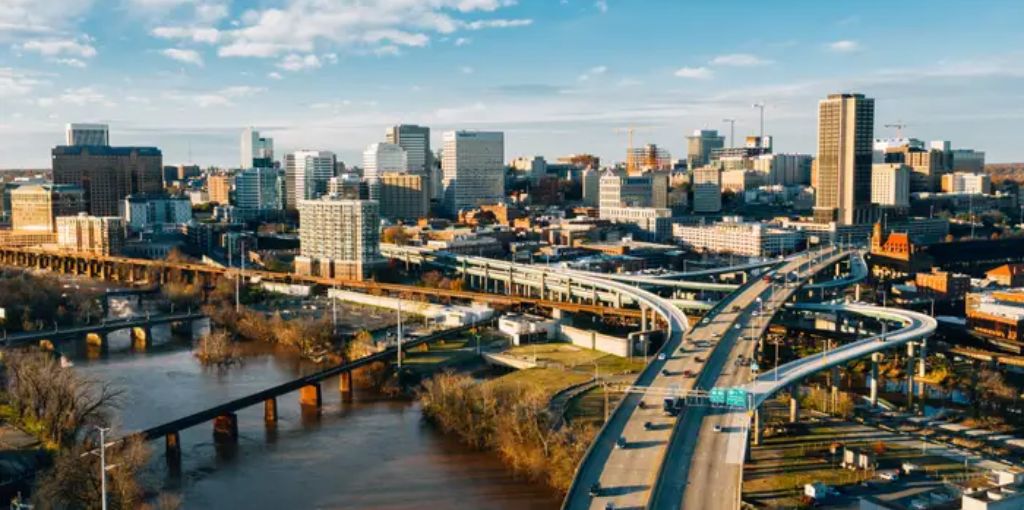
<box><xmin>65</xmin><ymin>297</ymin><xmax>561</xmax><ymax>509</ymax></box>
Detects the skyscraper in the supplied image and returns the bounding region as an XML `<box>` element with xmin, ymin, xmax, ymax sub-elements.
<box><xmin>284</xmin><ymin>150</ymin><xmax>335</xmax><ymax>210</ymax></box>
<box><xmin>385</xmin><ymin>124</ymin><xmax>431</xmax><ymax>173</ymax></box>
<box><xmin>234</xmin><ymin>167</ymin><xmax>284</xmax><ymax>219</ymax></box>
<box><xmin>240</xmin><ymin>127</ymin><xmax>274</xmax><ymax>169</ymax></box>
<box><xmin>10</xmin><ymin>184</ymin><xmax>85</xmax><ymax>232</ymax></box>
<box><xmin>686</xmin><ymin>129</ymin><xmax>725</xmax><ymax>170</ymax></box>
<box><xmin>379</xmin><ymin>172</ymin><xmax>429</xmax><ymax>220</ymax></box>
<box><xmin>813</xmin><ymin>93</ymin><xmax>875</xmax><ymax>225</ymax></box>
<box><xmin>65</xmin><ymin>123</ymin><xmax>109</xmax><ymax>146</ymax></box>
<box><xmin>441</xmin><ymin>130</ymin><xmax>505</xmax><ymax>216</ymax></box>
<box><xmin>52</xmin><ymin>146</ymin><xmax>163</xmax><ymax>217</ymax></box>
<box><xmin>362</xmin><ymin>142</ymin><xmax>407</xmax><ymax>200</ymax></box>
<box><xmin>296</xmin><ymin>196</ymin><xmax>382</xmax><ymax>281</ymax></box>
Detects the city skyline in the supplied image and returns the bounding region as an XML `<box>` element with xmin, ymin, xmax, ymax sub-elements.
<box><xmin>2</xmin><ymin>0</ymin><xmax>1024</xmax><ymax>168</ymax></box>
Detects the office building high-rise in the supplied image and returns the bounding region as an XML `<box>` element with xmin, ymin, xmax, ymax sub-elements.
<box><xmin>56</xmin><ymin>213</ymin><xmax>124</xmax><ymax>255</ymax></box>
<box><xmin>52</xmin><ymin>145</ymin><xmax>163</xmax><ymax>217</ymax></box>
<box><xmin>581</xmin><ymin>167</ymin><xmax>601</xmax><ymax>207</ymax></box>
<box><xmin>598</xmin><ymin>170</ymin><xmax>668</xmax><ymax>210</ymax></box>
<box><xmin>362</xmin><ymin>143</ymin><xmax>407</xmax><ymax>200</ymax></box>
<box><xmin>813</xmin><ymin>93</ymin><xmax>875</xmax><ymax>225</ymax></box>
<box><xmin>10</xmin><ymin>184</ymin><xmax>85</xmax><ymax>232</ymax></box>
<box><xmin>295</xmin><ymin>196</ymin><xmax>382</xmax><ymax>281</ymax></box>
<box><xmin>240</xmin><ymin>127</ymin><xmax>274</xmax><ymax>169</ymax></box>
<box><xmin>692</xmin><ymin>165</ymin><xmax>723</xmax><ymax>213</ymax></box>
<box><xmin>871</xmin><ymin>163</ymin><xmax>911</xmax><ymax>208</ymax></box>
<box><xmin>207</xmin><ymin>173</ymin><xmax>233</xmax><ymax>205</ymax></box>
<box><xmin>687</xmin><ymin>129</ymin><xmax>725</xmax><ymax>170</ymax></box>
<box><xmin>627</xmin><ymin>144</ymin><xmax>672</xmax><ymax>174</ymax></box>
<box><xmin>385</xmin><ymin>124</ymin><xmax>431</xmax><ymax>173</ymax></box>
<box><xmin>441</xmin><ymin>130</ymin><xmax>505</xmax><ymax>216</ymax></box>
<box><xmin>234</xmin><ymin>167</ymin><xmax>284</xmax><ymax>219</ymax></box>
<box><xmin>65</xmin><ymin>123</ymin><xmax>109</xmax><ymax>146</ymax></box>
<box><xmin>379</xmin><ymin>172</ymin><xmax>429</xmax><ymax>220</ymax></box>
<box><xmin>285</xmin><ymin>150</ymin><xmax>335</xmax><ymax>210</ymax></box>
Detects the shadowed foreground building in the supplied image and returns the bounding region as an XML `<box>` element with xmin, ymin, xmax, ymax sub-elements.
<box><xmin>56</xmin><ymin>213</ymin><xmax>124</xmax><ymax>255</ymax></box>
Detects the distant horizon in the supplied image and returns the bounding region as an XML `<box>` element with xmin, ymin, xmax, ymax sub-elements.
<box><xmin>2</xmin><ymin>0</ymin><xmax>1023</xmax><ymax>167</ymax></box>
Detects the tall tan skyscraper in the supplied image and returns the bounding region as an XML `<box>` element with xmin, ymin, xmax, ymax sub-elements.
<box><xmin>813</xmin><ymin>93</ymin><xmax>875</xmax><ymax>225</ymax></box>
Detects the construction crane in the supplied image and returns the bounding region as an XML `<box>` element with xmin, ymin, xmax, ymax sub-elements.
<box><xmin>884</xmin><ymin>121</ymin><xmax>909</xmax><ymax>138</ymax></box>
<box><xmin>613</xmin><ymin>125</ymin><xmax>653</xmax><ymax>174</ymax></box>
<box><xmin>721</xmin><ymin>119</ymin><xmax>736</xmax><ymax>148</ymax></box>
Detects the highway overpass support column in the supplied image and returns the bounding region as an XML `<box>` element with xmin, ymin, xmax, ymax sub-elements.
<box><xmin>869</xmin><ymin>353</ymin><xmax>881</xmax><ymax>407</ymax></box>
<box><xmin>830</xmin><ymin>366</ymin><xmax>840</xmax><ymax>414</ymax></box>
<box><xmin>906</xmin><ymin>342</ymin><xmax>916</xmax><ymax>410</ymax></box>
<box><xmin>789</xmin><ymin>386</ymin><xmax>801</xmax><ymax>423</ymax></box>
<box><xmin>640</xmin><ymin>305</ymin><xmax>648</xmax><ymax>331</ymax></box>
<box><xmin>918</xmin><ymin>338</ymin><xmax>928</xmax><ymax>377</ymax></box>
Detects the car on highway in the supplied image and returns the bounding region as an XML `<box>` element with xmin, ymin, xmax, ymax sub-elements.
<box><xmin>644</xmin><ymin>421</ymin><xmax>654</xmax><ymax>430</ymax></box>
<box><xmin>682</xmin><ymin>369</ymin><xmax>695</xmax><ymax>378</ymax></box>
<box><xmin>695</xmin><ymin>356</ymin><xmax>705</xmax><ymax>363</ymax></box>
<box><xmin>616</xmin><ymin>437</ymin><xmax>627</xmax><ymax>449</ymax></box>
<box><xmin>589</xmin><ymin>482</ymin><xmax>601</xmax><ymax>496</ymax></box>
<box><xmin>734</xmin><ymin>324</ymin><xmax>741</xmax><ymax>330</ymax></box>
<box><xmin>657</xmin><ymin>352</ymin><xmax>667</xmax><ymax>361</ymax></box>
<box><xmin>661</xmin><ymin>369</ymin><xmax>671</xmax><ymax>376</ymax></box>
<box><xmin>713</xmin><ymin>424</ymin><xmax>723</xmax><ymax>432</ymax></box>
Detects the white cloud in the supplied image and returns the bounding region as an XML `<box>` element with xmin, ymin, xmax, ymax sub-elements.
<box><xmin>21</xmin><ymin>38</ymin><xmax>97</xmax><ymax>58</ymax></box>
<box><xmin>161</xmin><ymin>47</ymin><xmax>204</xmax><ymax>66</ymax></box>
<box><xmin>710</xmin><ymin>53</ymin><xmax>772</xmax><ymax>67</ymax></box>
<box><xmin>373</xmin><ymin>45</ymin><xmax>401</xmax><ymax>56</ymax></box>
<box><xmin>828</xmin><ymin>40</ymin><xmax>860</xmax><ymax>53</ymax></box>
<box><xmin>277</xmin><ymin>53</ymin><xmax>321</xmax><ymax>71</ymax></box>
<box><xmin>595</xmin><ymin>0</ymin><xmax>608</xmax><ymax>13</ymax></box>
<box><xmin>578</xmin><ymin>65</ymin><xmax>607</xmax><ymax>81</ymax></box>
<box><xmin>0</xmin><ymin>68</ymin><xmax>44</xmax><ymax>98</ymax></box>
<box><xmin>54</xmin><ymin>58</ymin><xmax>87</xmax><ymax>68</ymax></box>
<box><xmin>167</xmin><ymin>85</ymin><xmax>264</xmax><ymax>108</ymax></box>
<box><xmin>152</xmin><ymin>26</ymin><xmax>220</xmax><ymax>43</ymax></box>
<box><xmin>125</xmin><ymin>0</ymin><xmax>229</xmax><ymax>23</ymax></box>
<box><xmin>214</xmin><ymin>0</ymin><xmax>530</xmax><ymax>59</ymax></box>
<box><xmin>454</xmin><ymin>37</ymin><xmax>471</xmax><ymax>46</ymax></box>
<box><xmin>267</xmin><ymin>71</ymin><xmax>283</xmax><ymax>80</ymax></box>
<box><xmin>674</xmin><ymin>66</ymin><xmax>712</xmax><ymax>79</ymax></box>
<box><xmin>36</xmin><ymin>86</ymin><xmax>115</xmax><ymax>107</ymax></box>
<box><xmin>0</xmin><ymin>0</ymin><xmax>95</xmax><ymax>35</ymax></box>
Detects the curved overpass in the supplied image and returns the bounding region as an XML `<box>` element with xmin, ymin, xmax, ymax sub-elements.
<box><xmin>650</xmin><ymin>301</ymin><xmax>936</xmax><ymax>510</ymax></box>
<box><xmin>745</xmin><ymin>302</ymin><xmax>936</xmax><ymax>406</ymax></box>
<box><xmin>805</xmin><ymin>250</ymin><xmax>868</xmax><ymax>290</ymax></box>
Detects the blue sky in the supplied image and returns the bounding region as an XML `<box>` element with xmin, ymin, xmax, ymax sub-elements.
<box><xmin>2</xmin><ymin>0</ymin><xmax>1023</xmax><ymax>168</ymax></box>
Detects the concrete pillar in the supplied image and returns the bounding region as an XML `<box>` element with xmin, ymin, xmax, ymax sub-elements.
<box><xmin>166</xmin><ymin>432</ymin><xmax>181</xmax><ymax>465</ymax></box>
<box><xmin>264</xmin><ymin>397</ymin><xmax>278</xmax><ymax>424</ymax></box>
<box><xmin>869</xmin><ymin>353</ymin><xmax>881</xmax><ymax>407</ymax></box>
<box><xmin>789</xmin><ymin>386</ymin><xmax>801</xmax><ymax>423</ymax></box>
<box><xmin>854</xmin><ymin>284</ymin><xmax>861</xmax><ymax>302</ymax></box>
<box><xmin>906</xmin><ymin>342</ymin><xmax>916</xmax><ymax>409</ymax></box>
<box><xmin>85</xmin><ymin>332</ymin><xmax>104</xmax><ymax>349</ymax></box>
<box><xmin>640</xmin><ymin>305</ymin><xmax>648</xmax><ymax>331</ymax></box>
<box><xmin>131</xmin><ymin>326</ymin><xmax>151</xmax><ymax>350</ymax></box>
<box><xmin>300</xmin><ymin>383</ymin><xmax>322</xmax><ymax>409</ymax></box>
<box><xmin>830</xmin><ymin>366</ymin><xmax>840</xmax><ymax>414</ymax></box>
<box><xmin>918</xmin><ymin>338</ymin><xmax>928</xmax><ymax>377</ymax></box>
<box><xmin>339</xmin><ymin>371</ymin><xmax>353</xmax><ymax>401</ymax></box>
<box><xmin>213</xmin><ymin>413</ymin><xmax>238</xmax><ymax>443</ymax></box>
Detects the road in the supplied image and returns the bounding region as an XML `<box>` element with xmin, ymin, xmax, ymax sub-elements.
<box><xmin>649</xmin><ymin>249</ymin><xmax>853</xmax><ymax>510</ymax></box>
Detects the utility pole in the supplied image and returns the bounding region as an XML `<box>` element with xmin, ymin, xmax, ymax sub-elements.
<box><xmin>235</xmin><ymin>240</ymin><xmax>243</xmax><ymax>313</ymax></box>
<box><xmin>397</xmin><ymin>299</ymin><xmax>403</xmax><ymax>369</ymax></box>
<box><xmin>722</xmin><ymin>118</ymin><xmax>736</xmax><ymax>148</ymax></box>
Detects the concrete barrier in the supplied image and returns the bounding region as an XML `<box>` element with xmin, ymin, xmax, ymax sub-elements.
<box><xmin>558</xmin><ymin>325</ymin><xmax>630</xmax><ymax>357</ymax></box>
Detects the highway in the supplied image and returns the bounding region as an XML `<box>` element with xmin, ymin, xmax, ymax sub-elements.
<box><xmin>564</xmin><ymin>248</ymin><xmax>849</xmax><ymax>510</ymax></box>
<box><xmin>648</xmin><ymin>248</ymin><xmax>853</xmax><ymax>510</ymax></box>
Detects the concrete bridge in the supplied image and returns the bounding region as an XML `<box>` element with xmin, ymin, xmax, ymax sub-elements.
<box><xmin>3</xmin><ymin>312</ymin><xmax>206</xmax><ymax>352</ymax></box>
<box><xmin>125</xmin><ymin>321</ymin><xmax>484</xmax><ymax>465</ymax></box>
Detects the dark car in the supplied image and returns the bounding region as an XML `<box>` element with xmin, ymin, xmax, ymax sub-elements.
<box><xmin>616</xmin><ymin>437</ymin><xmax>627</xmax><ymax>449</ymax></box>
<box><xmin>590</xmin><ymin>482</ymin><xmax>601</xmax><ymax>496</ymax></box>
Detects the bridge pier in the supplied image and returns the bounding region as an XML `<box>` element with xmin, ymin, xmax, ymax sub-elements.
<box><xmin>789</xmin><ymin>386</ymin><xmax>801</xmax><ymax>423</ymax></box>
<box><xmin>339</xmin><ymin>371</ymin><xmax>353</xmax><ymax>401</ymax></box>
<box><xmin>165</xmin><ymin>432</ymin><xmax>181</xmax><ymax>466</ymax></box>
<box><xmin>264</xmin><ymin>397</ymin><xmax>278</xmax><ymax>424</ymax></box>
<box><xmin>830</xmin><ymin>366</ymin><xmax>840</xmax><ymax>414</ymax></box>
<box><xmin>906</xmin><ymin>342</ymin><xmax>916</xmax><ymax>411</ymax></box>
<box><xmin>300</xmin><ymin>383</ymin><xmax>322</xmax><ymax>410</ymax></box>
<box><xmin>869</xmin><ymin>353</ymin><xmax>881</xmax><ymax>407</ymax></box>
<box><xmin>918</xmin><ymin>338</ymin><xmax>928</xmax><ymax>377</ymax></box>
<box><xmin>640</xmin><ymin>305</ymin><xmax>648</xmax><ymax>331</ymax></box>
<box><xmin>213</xmin><ymin>413</ymin><xmax>238</xmax><ymax>443</ymax></box>
<box><xmin>85</xmin><ymin>331</ymin><xmax>106</xmax><ymax>349</ymax></box>
<box><xmin>131</xmin><ymin>326</ymin><xmax>152</xmax><ymax>350</ymax></box>
<box><xmin>39</xmin><ymin>339</ymin><xmax>56</xmax><ymax>352</ymax></box>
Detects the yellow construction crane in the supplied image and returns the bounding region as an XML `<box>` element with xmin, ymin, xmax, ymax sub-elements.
<box><xmin>613</xmin><ymin>125</ymin><xmax>653</xmax><ymax>173</ymax></box>
<box><xmin>884</xmin><ymin>121</ymin><xmax>909</xmax><ymax>138</ymax></box>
